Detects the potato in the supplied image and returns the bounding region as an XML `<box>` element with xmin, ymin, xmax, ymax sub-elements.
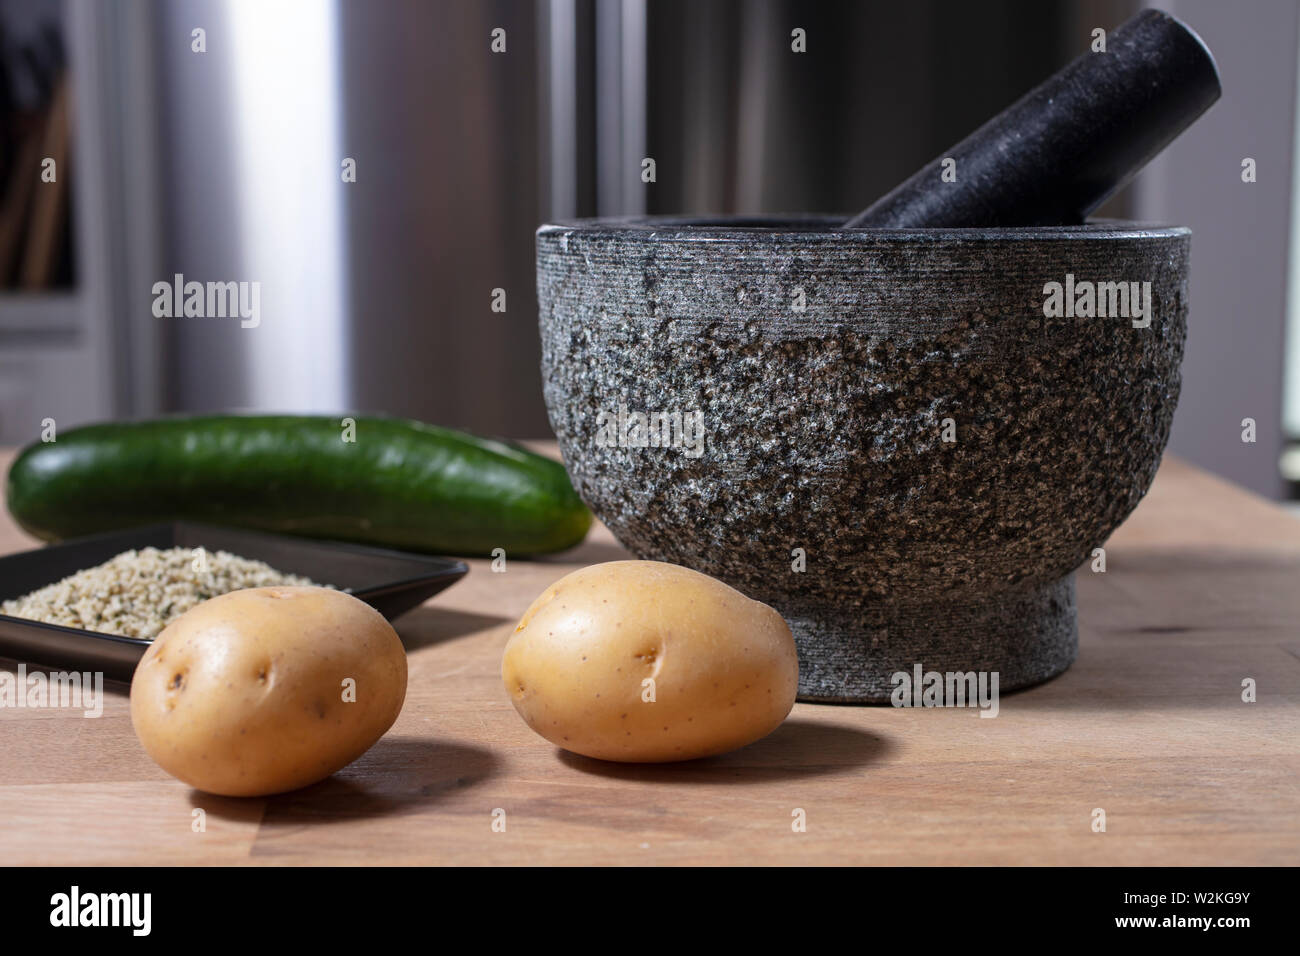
<box><xmin>502</xmin><ymin>560</ymin><xmax>797</xmax><ymax>762</ymax></box>
<box><xmin>130</xmin><ymin>586</ymin><xmax>407</xmax><ymax>796</ymax></box>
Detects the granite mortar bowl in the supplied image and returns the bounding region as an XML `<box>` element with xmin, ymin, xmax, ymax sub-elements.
<box><xmin>537</xmin><ymin>216</ymin><xmax>1189</xmax><ymax>703</ymax></box>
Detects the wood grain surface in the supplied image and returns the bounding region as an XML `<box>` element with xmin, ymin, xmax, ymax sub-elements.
<box><xmin>1</xmin><ymin>448</ymin><xmax>1297</xmax><ymax>866</ymax></box>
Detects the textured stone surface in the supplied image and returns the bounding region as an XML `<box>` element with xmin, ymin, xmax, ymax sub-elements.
<box><xmin>537</xmin><ymin>216</ymin><xmax>1190</xmax><ymax>702</ymax></box>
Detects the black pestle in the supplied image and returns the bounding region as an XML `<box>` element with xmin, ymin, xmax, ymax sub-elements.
<box><xmin>842</xmin><ymin>9</ymin><xmax>1221</xmax><ymax>229</ymax></box>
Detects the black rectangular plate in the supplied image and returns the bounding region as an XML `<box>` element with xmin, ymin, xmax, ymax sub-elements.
<box><xmin>0</xmin><ymin>522</ymin><xmax>468</xmax><ymax>683</ymax></box>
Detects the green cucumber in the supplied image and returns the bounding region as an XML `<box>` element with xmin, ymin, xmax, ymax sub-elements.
<box><xmin>6</xmin><ymin>415</ymin><xmax>591</xmax><ymax>556</ymax></box>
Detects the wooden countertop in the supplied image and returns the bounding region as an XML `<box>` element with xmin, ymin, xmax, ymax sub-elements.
<box><xmin>1</xmin><ymin>448</ymin><xmax>1298</xmax><ymax>866</ymax></box>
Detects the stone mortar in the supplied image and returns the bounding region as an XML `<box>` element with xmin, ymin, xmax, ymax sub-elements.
<box><xmin>537</xmin><ymin>216</ymin><xmax>1189</xmax><ymax>703</ymax></box>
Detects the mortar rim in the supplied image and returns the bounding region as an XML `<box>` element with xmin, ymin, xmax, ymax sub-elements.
<box><xmin>537</xmin><ymin>215</ymin><xmax>1190</xmax><ymax>242</ymax></box>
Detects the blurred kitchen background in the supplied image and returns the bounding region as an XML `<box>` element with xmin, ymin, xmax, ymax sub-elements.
<box><xmin>0</xmin><ymin>0</ymin><xmax>1297</xmax><ymax>500</ymax></box>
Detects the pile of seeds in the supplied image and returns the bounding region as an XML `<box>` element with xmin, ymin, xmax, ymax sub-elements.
<box><xmin>0</xmin><ymin>546</ymin><xmax>328</xmax><ymax>639</ymax></box>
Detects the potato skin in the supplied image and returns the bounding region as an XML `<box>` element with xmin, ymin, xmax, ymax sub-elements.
<box><xmin>130</xmin><ymin>586</ymin><xmax>407</xmax><ymax>796</ymax></box>
<box><xmin>502</xmin><ymin>560</ymin><xmax>797</xmax><ymax>762</ymax></box>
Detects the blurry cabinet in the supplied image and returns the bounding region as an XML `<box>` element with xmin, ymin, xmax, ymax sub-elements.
<box><xmin>0</xmin><ymin>0</ymin><xmax>161</xmax><ymax>445</ymax></box>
